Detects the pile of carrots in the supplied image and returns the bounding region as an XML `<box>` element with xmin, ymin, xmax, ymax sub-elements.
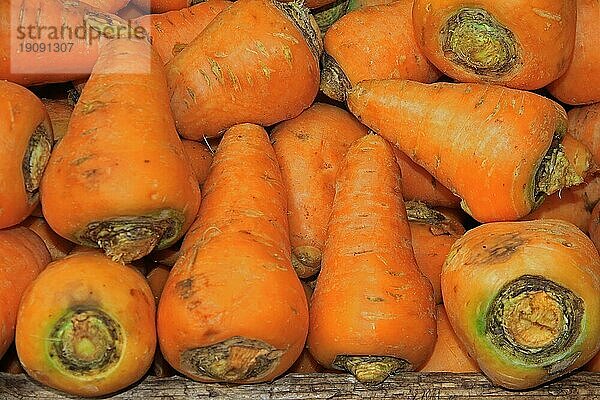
<box><xmin>1</xmin><ymin>0</ymin><xmax>600</xmax><ymax>396</ymax></box>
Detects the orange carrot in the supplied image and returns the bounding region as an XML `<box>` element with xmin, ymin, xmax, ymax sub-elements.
<box><xmin>307</xmin><ymin>134</ymin><xmax>436</xmax><ymax>385</ymax></box>
<box><xmin>15</xmin><ymin>252</ymin><xmax>156</xmax><ymax>397</ymax></box>
<box><xmin>568</xmin><ymin>103</ymin><xmax>600</xmax><ymax>165</ymax></box>
<box><xmin>118</xmin><ymin>2</ymin><xmax>146</xmax><ymax>19</ymax></box>
<box><xmin>441</xmin><ymin>219</ymin><xmax>600</xmax><ymax>389</ymax></box>
<box><xmin>41</xmin><ymin>98</ymin><xmax>73</xmax><ymax>144</ymax></box>
<box><xmin>547</xmin><ymin>0</ymin><xmax>600</xmax><ymax>105</ymax></box>
<box><xmin>22</xmin><ymin>217</ymin><xmax>75</xmax><ymax>260</ymax></box>
<box><xmin>158</xmin><ymin>124</ymin><xmax>308</xmax><ymax>383</ymax></box>
<box><xmin>406</xmin><ymin>201</ymin><xmax>465</xmax><ymax>304</ymax></box>
<box><xmin>347</xmin><ymin>80</ymin><xmax>582</xmax><ymax>222</ymax></box>
<box><xmin>131</xmin><ymin>0</ymin><xmax>190</xmax><ymax>13</ymax></box>
<box><xmin>0</xmin><ymin>0</ymin><xmax>143</xmax><ymax>86</ymax></box>
<box><xmin>420</xmin><ymin>305</ymin><xmax>479</xmax><ymax>373</ymax></box>
<box><xmin>146</xmin><ymin>264</ymin><xmax>175</xmax><ymax>378</ymax></box>
<box><xmin>166</xmin><ymin>0</ymin><xmax>322</xmax><ymax>139</ymax></box>
<box><xmin>41</xmin><ymin>39</ymin><xmax>200</xmax><ymax>263</ymax></box>
<box><xmin>412</xmin><ymin>0</ymin><xmax>577</xmax><ymax>90</ymax></box>
<box><xmin>0</xmin><ymin>81</ymin><xmax>53</xmax><ymax>229</ymax></box>
<box><xmin>271</xmin><ymin>103</ymin><xmax>367</xmax><ymax>278</ymax></box>
<box><xmin>133</xmin><ymin>1</ymin><xmax>232</xmax><ymax>65</ymax></box>
<box><xmin>181</xmin><ymin>139</ymin><xmax>214</xmax><ymax>186</ymax></box>
<box><xmin>394</xmin><ymin>147</ymin><xmax>460</xmax><ymax>208</ymax></box>
<box><xmin>81</xmin><ymin>0</ymin><xmax>131</xmax><ymax>13</ymax></box>
<box><xmin>321</xmin><ymin>0</ymin><xmax>440</xmax><ymax>102</ymax></box>
<box><xmin>0</xmin><ymin>227</ymin><xmax>51</xmax><ymax>359</ymax></box>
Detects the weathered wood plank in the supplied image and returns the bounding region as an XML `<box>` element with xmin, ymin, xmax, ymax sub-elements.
<box><xmin>0</xmin><ymin>372</ymin><xmax>599</xmax><ymax>399</ymax></box>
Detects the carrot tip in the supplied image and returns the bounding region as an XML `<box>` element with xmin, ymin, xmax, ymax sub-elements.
<box><xmin>180</xmin><ymin>336</ymin><xmax>284</xmax><ymax>382</ymax></box>
<box><xmin>291</xmin><ymin>245</ymin><xmax>322</xmax><ymax>278</ymax></box>
<box><xmin>23</xmin><ymin>123</ymin><xmax>53</xmax><ymax>204</ymax></box>
<box><xmin>333</xmin><ymin>355</ymin><xmax>411</xmax><ymax>385</ymax></box>
<box><xmin>320</xmin><ymin>52</ymin><xmax>351</xmax><ymax>102</ymax></box>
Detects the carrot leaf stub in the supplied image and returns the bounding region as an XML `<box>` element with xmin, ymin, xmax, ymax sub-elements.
<box><xmin>441</xmin><ymin>8</ymin><xmax>520</xmax><ymax>78</ymax></box>
<box><xmin>273</xmin><ymin>0</ymin><xmax>324</xmax><ymax>62</ymax></box>
<box><xmin>22</xmin><ymin>123</ymin><xmax>53</xmax><ymax>204</ymax></box>
<box><xmin>180</xmin><ymin>336</ymin><xmax>284</xmax><ymax>382</ymax></box>
<box><xmin>320</xmin><ymin>52</ymin><xmax>352</xmax><ymax>102</ymax></box>
<box><xmin>485</xmin><ymin>275</ymin><xmax>584</xmax><ymax>375</ymax></box>
<box><xmin>332</xmin><ymin>355</ymin><xmax>411</xmax><ymax>385</ymax></box>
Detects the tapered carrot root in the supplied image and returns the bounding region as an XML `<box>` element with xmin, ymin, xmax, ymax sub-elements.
<box><xmin>41</xmin><ymin>39</ymin><xmax>200</xmax><ymax>263</ymax></box>
<box><xmin>272</xmin><ymin>103</ymin><xmax>367</xmax><ymax>278</ymax></box>
<box><xmin>133</xmin><ymin>1</ymin><xmax>232</xmax><ymax>65</ymax></box>
<box><xmin>441</xmin><ymin>219</ymin><xmax>600</xmax><ymax>389</ymax></box>
<box><xmin>0</xmin><ymin>227</ymin><xmax>51</xmax><ymax>359</ymax></box>
<box><xmin>159</xmin><ymin>124</ymin><xmax>308</xmax><ymax>384</ymax></box>
<box><xmin>41</xmin><ymin>99</ymin><xmax>73</xmax><ymax>144</ymax></box>
<box><xmin>167</xmin><ymin>0</ymin><xmax>322</xmax><ymax>139</ymax></box>
<box><xmin>412</xmin><ymin>0</ymin><xmax>576</xmax><ymax>90</ymax></box>
<box><xmin>547</xmin><ymin>0</ymin><xmax>600</xmax><ymax>105</ymax></box>
<box><xmin>420</xmin><ymin>305</ymin><xmax>479</xmax><ymax>373</ymax></box>
<box><xmin>81</xmin><ymin>0</ymin><xmax>131</xmax><ymax>13</ymax></box>
<box><xmin>347</xmin><ymin>80</ymin><xmax>582</xmax><ymax>222</ymax></box>
<box><xmin>181</xmin><ymin>139</ymin><xmax>214</xmax><ymax>186</ymax></box>
<box><xmin>406</xmin><ymin>201</ymin><xmax>465</xmax><ymax>304</ymax></box>
<box><xmin>15</xmin><ymin>252</ymin><xmax>156</xmax><ymax>397</ymax></box>
<box><xmin>568</xmin><ymin>103</ymin><xmax>600</xmax><ymax>165</ymax></box>
<box><xmin>321</xmin><ymin>0</ymin><xmax>440</xmax><ymax>102</ymax></box>
<box><xmin>394</xmin><ymin>148</ymin><xmax>460</xmax><ymax>208</ymax></box>
<box><xmin>0</xmin><ymin>81</ymin><xmax>53</xmax><ymax>229</ymax></box>
<box><xmin>22</xmin><ymin>217</ymin><xmax>75</xmax><ymax>260</ymax></box>
<box><xmin>307</xmin><ymin>134</ymin><xmax>436</xmax><ymax>385</ymax></box>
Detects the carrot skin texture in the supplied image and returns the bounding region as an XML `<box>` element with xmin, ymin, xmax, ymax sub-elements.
<box><xmin>133</xmin><ymin>1</ymin><xmax>232</xmax><ymax>65</ymax></box>
<box><xmin>271</xmin><ymin>103</ymin><xmax>368</xmax><ymax>278</ymax></box>
<box><xmin>0</xmin><ymin>227</ymin><xmax>51</xmax><ymax>359</ymax></box>
<box><xmin>22</xmin><ymin>217</ymin><xmax>75</xmax><ymax>260</ymax></box>
<box><xmin>15</xmin><ymin>252</ymin><xmax>156</xmax><ymax>397</ymax></box>
<box><xmin>0</xmin><ymin>81</ymin><xmax>53</xmax><ymax>229</ymax></box>
<box><xmin>347</xmin><ymin>79</ymin><xmax>573</xmax><ymax>223</ymax></box>
<box><xmin>181</xmin><ymin>139</ymin><xmax>214</xmax><ymax>186</ymax></box>
<box><xmin>41</xmin><ymin>99</ymin><xmax>73</xmax><ymax>144</ymax></box>
<box><xmin>159</xmin><ymin>124</ymin><xmax>308</xmax><ymax>383</ymax></box>
<box><xmin>547</xmin><ymin>0</ymin><xmax>600</xmax><ymax>105</ymax></box>
<box><xmin>41</xmin><ymin>39</ymin><xmax>200</xmax><ymax>262</ymax></box>
<box><xmin>307</xmin><ymin>134</ymin><xmax>436</xmax><ymax>381</ymax></box>
<box><xmin>441</xmin><ymin>220</ymin><xmax>600</xmax><ymax>389</ymax></box>
<box><xmin>568</xmin><ymin>103</ymin><xmax>600</xmax><ymax>166</ymax></box>
<box><xmin>412</xmin><ymin>0</ymin><xmax>576</xmax><ymax>90</ymax></box>
<box><xmin>166</xmin><ymin>0</ymin><xmax>322</xmax><ymax>139</ymax></box>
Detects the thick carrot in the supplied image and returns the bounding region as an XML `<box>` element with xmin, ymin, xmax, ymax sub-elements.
<box><xmin>347</xmin><ymin>80</ymin><xmax>582</xmax><ymax>222</ymax></box>
<box><xmin>568</xmin><ymin>103</ymin><xmax>600</xmax><ymax>165</ymax></box>
<box><xmin>394</xmin><ymin>147</ymin><xmax>460</xmax><ymax>208</ymax></box>
<box><xmin>166</xmin><ymin>0</ymin><xmax>322</xmax><ymax>139</ymax></box>
<box><xmin>0</xmin><ymin>0</ymin><xmax>143</xmax><ymax>86</ymax></box>
<box><xmin>133</xmin><ymin>1</ymin><xmax>232</xmax><ymax>65</ymax></box>
<box><xmin>81</xmin><ymin>0</ymin><xmax>131</xmax><ymax>13</ymax></box>
<box><xmin>41</xmin><ymin>98</ymin><xmax>73</xmax><ymax>144</ymax></box>
<box><xmin>15</xmin><ymin>252</ymin><xmax>156</xmax><ymax>397</ymax></box>
<box><xmin>22</xmin><ymin>217</ymin><xmax>75</xmax><ymax>260</ymax></box>
<box><xmin>307</xmin><ymin>134</ymin><xmax>436</xmax><ymax>385</ymax></box>
<box><xmin>181</xmin><ymin>139</ymin><xmax>214</xmax><ymax>186</ymax></box>
<box><xmin>321</xmin><ymin>0</ymin><xmax>440</xmax><ymax>102</ymax></box>
<box><xmin>41</xmin><ymin>39</ymin><xmax>200</xmax><ymax>263</ymax></box>
<box><xmin>406</xmin><ymin>201</ymin><xmax>465</xmax><ymax>304</ymax></box>
<box><xmin>0</xmin><ymin>81</ymin><xmax>53</xmax><ymax>229</ymax></box>
<box><xmin>271</xmin><ymin>103</ymin><xmax>367</xmax><ymax>278</ymax></box>
<box><xmin>441</xmin><ymin>219</ymin><xmax>600</xmax><ymax>389</ymax></box>
<box><xmin>158</xmin><ymin>124</ymin><xmax>308</xmax><ymax>383</ymax></box>
<box><xmin>0</xmin><ymin>227</ymin><xmax>51</xmax><ymax>359</ymax></box>
<box><xmin>547</xmin><ymin>0</ymin><xmax>600</xmax><ymax>105</ymax></box>
<box><xmin>412</xmin><ymin>0</ymin><xmax>576</xmax><ymax>90</ymax></box>
<box><xmin>420</xmin><ymin>305</ymin><xmax>479</xmax><ymax>373</ymax></box>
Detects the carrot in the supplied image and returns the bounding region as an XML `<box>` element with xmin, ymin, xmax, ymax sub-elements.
<box><xmin>41</xmin><ymin>39</ymin><xmax>201</xmax><ymax>263</ymax></box>
<box><xmin>587</xmin><ymin>351</ymin><xmax>600</xmax><ymax>372</ymax></box>
<box><xmin>307</xmin><ymin>134</ymin><xmax>436</xmax><ymax>385</ymax></box>
<box><xmin>131</xmin><ymin>0</ymin><xmax>190</xmax><ymax>13</ymax></box>
<box><xmin>80</xmin><ymin>0</ymin><xmax>131</xmax><ymax>13</ymax></box>
<box><xmin>271</xmin><ymin>103</ymin><xmax>367</xmax><ymax>278</ymax></box>
<box><xmin>118</xmin><ymin>2</ymin><xmax>146</xmax><ymax>19</ymax></box>
<box><xmin>0</xmin><ymin>0</ymin><xmax>144</xmax><ymax>86</ymax></box>
<box><xmin>311</xmin><ymin>1</ymin><xmax>351</xmax><ymax>34</ymax></box>
<box><xmin>547</xmin><ymin>0</ymin><xmax>600</xmax><ymax>105</ymax></box>
<box><xmin>420</xmin><ymin>305</ymin><xmax>479</xmax><ymax>373</ymax></box>
<box><xmin>441</xmin><ymin>219</ymin><xmax>600</xmax><ymax>389</ymax></box>
<box><xmin>148</xmin><ymin>247</ymin><xmax>181</xmax><ymax>267</ymax></box>
<box><xmin>15</xmin><ymin>251</ymin><xmax>156</xmax><ymax>397</ymax></box>
<box><xmin>41</xmin><ymin>98</ymin><xmax>73</xmax><ymax>144</ymax></box>
<box><xmin>589</xmin><ymin>200</ymin><xmax>600</xmax><ymax>252</ymax></box>
<box><xmin>22</xmin><ymin>217</ymin><xmax>75</xmax><ymax>260</ymax></box>
<box><xmin>394</xmin><ymin>147</ymin><xmax>460</xmax><ymax>208</ymax></box>
<box><xmin>132</xmin><ymin>1</ymin><xmax>232</xmax><ymax>65</ymax></box>
<box><xmin>321</xmin><ymin>0</ymin><xmax>441</xmax><ymax>102</ymax></box>
<box><xmin>347</xmin><ymin>0</ymin><xmax>393</xmax><ymax>9</ymax></box>
<box><xmin>166</xmin><ymin>0</ymin><xmax>322</xmax><ymax>139</ymax></box>
<box><xmin>347</xmin><ymin>80</ymin><xmax>582</xmax><ymax>223</ymax></box>
<box><xmin>0</xmin><ymin>227</ymin><xmax>51</xmax><ymax>359</ymax></box>
<box><xmin>158</xmin><ymin>124</ymin><xmax>308</xmax><ymax>383</ymax></box>
<box><xmin>0</xmin><ymin>81</ymin><xmax>53</xmax><ymax>229</ymax></box>
<box><xmin>568</xmin><ymin>103</ymin><xmax>600</xmax><ymax>165</ymax></box>
<box><xmin>181</xmin><ymin>139</ymin><xmax>214</xmax><ymax>186</ymax></box>
<box><xmin>406</xmin><ymin>201</ymin><xmax>465</xmax><ymax>304</ymax></box>
<box><xmin>413</xmin><ymin>0</ymin><xmax>576</xmax><ymax>90</ymax></box>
